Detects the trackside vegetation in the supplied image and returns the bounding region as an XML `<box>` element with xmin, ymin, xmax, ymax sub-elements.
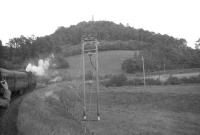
<box><xmin>102</xmin><ymin>74</ymin><xmax>200</xmax><ymax>87</ymax></box>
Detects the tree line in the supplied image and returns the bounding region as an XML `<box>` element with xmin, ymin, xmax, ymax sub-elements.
<box><xmin>0</xmin><ymin>35</ymin><xmax>60</xmax><ymax>69</ymax></box>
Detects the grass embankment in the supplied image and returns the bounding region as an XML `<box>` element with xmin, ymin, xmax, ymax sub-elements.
<box><xmin>17</xmin><ymin>79</ymin><xmax>200</xmax><ymax>135</ymax></box>
<box><xmin>84</xmin><ymin>84</ymin><xmax>200</xmax><ymax>135</ymax></box>
<box><xmin>17</xmin><ymin>82</ymin><xmax>90</xmax><ymax>135</ymax></box>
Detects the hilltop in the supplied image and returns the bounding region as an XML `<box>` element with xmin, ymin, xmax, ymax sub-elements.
<box><xmin>41</xmin><ymin>21</ymin><xmax>200</xmax><ymax>70</ymax></box>
<box><xmin>1</xmin><ymin>21</ymin><xmax>200</xmax><ymax>70</ymax></box>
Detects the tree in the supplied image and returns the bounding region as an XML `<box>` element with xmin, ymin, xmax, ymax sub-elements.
<box><xmin>6</xmin><ymin>35</ymin><xmax>37</xmax><ymax>63</ymax></box>
<box><xmin>0</xmin><ymin>40</ymin><xmax>3</xmax><ymax>58</ymax></box>
<box><xmin>195</xmin><ymin>38</ymin><xmax>200</xmax><ymax>49</ymax></box>
<box><xmin>121</xmin><ymin>55</ymin><xmax>142</xmax><ymax>73</ymax></box>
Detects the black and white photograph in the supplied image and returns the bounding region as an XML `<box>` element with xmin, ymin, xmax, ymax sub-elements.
<box><xmin>0</xmin><ymin>0</ymin><xmax>200</xmax><ymax>134</ymax></box>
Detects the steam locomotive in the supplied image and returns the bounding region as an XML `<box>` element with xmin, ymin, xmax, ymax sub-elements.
<box><xmin>0</xmin><ymin>68</ymin><xmax>36</xmax><ymax>103</ymax></box>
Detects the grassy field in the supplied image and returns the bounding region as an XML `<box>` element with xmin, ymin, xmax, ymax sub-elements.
<box><xmin>17</xmin><ymin>79</ymin><xmax>200</xmax><ymax>135</ymax></box>
<box><xmin>65</xmin><ymin>50</ymin><xmax>137</xmax><ymax>77</ymax></box>
<box><xmin>83</xmin><ymin>84</ymin><xmax>200</xmax><ymax>135</ymax></box>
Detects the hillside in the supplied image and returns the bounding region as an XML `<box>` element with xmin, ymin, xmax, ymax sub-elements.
<box><xmin>20</xmin><ymin>21</ymin><xmax>200</xmax><ymax>70</ymax></box>
<box><xmin>49</xmin><ymin>21</ymin><xmax>186</xmax><ymax>47</ymax></box>
<box><xmin>1</xmin><ymin>21</ymin><xmax>200</xmax><ymax>70</ymax></box>
<box><xmin>66</xmin><ymin>50</ymin><xmax>137</xmax><ymax>77</ymax></box>
<box><xmin>65</xmin><ymin>50</ymin><xmax>200</xmax><ymax>79</ymax></box>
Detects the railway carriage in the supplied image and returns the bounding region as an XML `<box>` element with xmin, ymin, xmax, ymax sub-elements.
<box><xmin>0</xmin><ymin>67</ymin><xmax>36</xmax><ymax>100</ymax></box>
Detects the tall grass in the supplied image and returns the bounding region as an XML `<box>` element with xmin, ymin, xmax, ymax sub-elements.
<box><xmin>17</xmin><ymin>83</ymin><xmax>90</xmax><ymax>135</ymax></box>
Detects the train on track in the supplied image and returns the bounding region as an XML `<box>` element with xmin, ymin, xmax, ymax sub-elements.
<box><xmin>0</xmin><ymin>68</ymin><xmax>37</xmax><ymax>107</ymax></box>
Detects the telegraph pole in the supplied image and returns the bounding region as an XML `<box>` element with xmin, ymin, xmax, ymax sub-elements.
<box><xmin>142</xmin><ymin>56</ymin><xmax>146</xmax><ymax>87</ymax></box>
<box><xmin>163</xmin><ymin>63</ymin><xmax>166</xmax><ymax>73</ymax></box>
<box><xmin>95</xmin><ymin>41</ymin><xmax>100</xmax><ymax>121</ymax></box>
<box><xmin>82</xmin><ymin>40</ymin><xmax>86</xmax><ymax>120</ymax></box>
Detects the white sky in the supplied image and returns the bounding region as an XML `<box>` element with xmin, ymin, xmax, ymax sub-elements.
<box><xmin>0</xmin><ymin>0</ymin><xmax>200</xmax><ymax>48</ymax></box>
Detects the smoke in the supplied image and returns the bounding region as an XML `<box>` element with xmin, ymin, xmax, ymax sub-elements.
<box><xmin>26</xmin><ymin>54</ymin><xmax>54</xmax><ymax>76</ymax></box>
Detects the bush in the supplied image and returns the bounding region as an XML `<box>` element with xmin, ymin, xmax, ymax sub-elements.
<box><xmin>54</xmin><ymin>56</ymin><xmax>69</xmax><ymax>69</ymax></box>
<box><xmin>146</xmin><ymin>78</ymin><xmax>162</xmax><ymax>85</ymax></box>
<box><xmin>126</xmin><ymin>78</ymin><xmax>161</xmax><ymax>86</ymax></box>
<box><xmin>102</xmin><ymin>74</ymin><xmax>200</xmax><ymax>87</ymax></box>
<box><xmin>180</xmin><ymin>75</ymin><xmax>200</xmax><ymax>84</ymax></box>
<box><xmin>165</xmin><ymin>76</ymin><xmax>182</xmax><ymax>85</ymax></box>
<box><xmin>121</xmin><ymin>58</ymin><xmax>142</xmax><ymax>74</ymax></box>
<box><xmin>126</xmin><ymin>79</ymin><xmax>144</xmax><ymax>86</ymax></box>
<box><xmin>104</xmin><ymin>74</ymin><xmax>112</xmax><ymax>79</ymax></box>
<box><xmin>103</xmin><ymin>74</ymin><xmax>127</xmax><ymax>87</ymax></box>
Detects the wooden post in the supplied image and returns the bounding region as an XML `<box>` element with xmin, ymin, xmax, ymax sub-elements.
<box><xmin>82</xmin><ymin>41</ymin><xmax>86</xmax><ymax>120</ymax></box>
<box><xmin>142</xmin><ymin>56</ymin><xmax>146</xmax><ymax>87</ymax></box>
<box><xmin>95</xmin><ymin>41</ymin><xmax>100</xmax><ymax>120</ymax></box>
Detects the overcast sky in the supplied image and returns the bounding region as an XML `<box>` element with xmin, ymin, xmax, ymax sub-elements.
<box><xmin>0</xmin><ymin>0</ymin><xmax>199</xmax><ymax>48</ymax></box>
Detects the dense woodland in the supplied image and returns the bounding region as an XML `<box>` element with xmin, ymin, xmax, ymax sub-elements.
<box><xmin>0</xmin><ymin>21</ymin><xmax>200</xmax><ymax>72</ymax></box>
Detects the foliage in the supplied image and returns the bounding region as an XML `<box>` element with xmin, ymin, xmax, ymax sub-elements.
<box><xmin>50</xmin><ymin>21</ymin><xmax>187</xmax><ymax>48</ymax></box>
<box><xmin>121</xmin><ymin>54</ymin><xmax>142</xmax><ymax>73</ymax></box>
<box><xmin>103</xmin><ymin>74</ymin><xmax>127</xmax><ymax>87</ymax></box>
<box><xmin>195</xmin><ymin>38</ymin><xmax>200</xmax><ymax>49</ymax></box>
<box><xmin>102</xmin><ymin>74</ymin><xmax>200</xmax><ymax>87</ymax></box>
<box><xmin>147</xmin><ymin>78</ymin><xmax>162</xmax><ymax>85</ymax></box>
<box><xmin>53</xmin><ymin>55</ymin><xmax>69</xmax><ymax>69</ymax></box>
<box><xmin>126</xmin><ymin>79</ymin><xmax>144</xmax><ymax>86</ymax></box>
<box><xmin>0</xmin><ymin>36</ymin><xmax>37</xmax><ymax>69</ymax></box>
<box><xmin>126</xmin><ymin>78</ymin><xmax>161</xmax><ymax>86</ymax></box>
<box><xmin>122</xmin><ymin>45</ymin><xmax>200</xmax><ymax>73</ymax></box>
<box><xmin>1</xmin><ymin>21</ymin><xmax>200</xmax><ymax>71</ymax></box>
<box><xmin>165</xmin><ymin>76</ymin><xmax>182</xmax><ymax>85</ymax></box>
<box><xmin>63</xmin><ymin>40</ymin><xmax>147</xmax><ymax>57</ymax></box>
<box><xmin>180</xmin><ymin>75</ymin><xmax>200</xmax><ymax>84</ymax></box>
<box><xmin>0</xmin><ymin>35</ymin><xmax>62</xmax><ymax>69</ymax></box>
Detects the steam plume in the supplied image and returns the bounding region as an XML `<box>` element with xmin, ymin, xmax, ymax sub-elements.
<box><xmin>26</xmin><ymin>54</ymin><xmax>54</xmax><ymax>76</ymax></box>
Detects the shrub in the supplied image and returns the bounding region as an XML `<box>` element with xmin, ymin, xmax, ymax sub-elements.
<box><xmin>101</xmin><ymin>79</ymin><xmax>110</xmax><ymax>87</ymax></box>
<box><xmin>121</xmin><ymin>58</ymin><xmax>142</xmax><ymax>73</ymax></box>
<box><xmin>111</xmin><ymin>74</ymin><xmax>127</xmax><ymax>86</ymax></box>
<box><xmin>146</xmin><ymin>78</ymin><xmax>162</xmax><ymax>85</ymax></box>
<box><xmin>103</xmin><ymin>74</ymin><xmax>127</xmax><ymax>87</ymax></box>
<box><xmin>54</xmin><ymin>56</ymin><xmax>69</xmax><ymax>69</ymax></box>
<box><xmin>104</xmin><ymin>74</ymin><xmax>113</xmax><ymax>79</ymax></box>
<box><xmin>180</xmin><ymin>75</ymin><xmax>200</xmax><ymax>84</ymax></box>
<box><xmin>102</xmin><ymin>74</ymin><xmax>200</xmax><ymax>87</ymax></box>
<box><xmin>165</xmin><ymin>76</ymin><xmax>182</xmax><ymax>85</ymax></box>
<box><xmin>126</xmin><ymin>79</ymin><xmax>144</xmax><ymax>86</ymax></box>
